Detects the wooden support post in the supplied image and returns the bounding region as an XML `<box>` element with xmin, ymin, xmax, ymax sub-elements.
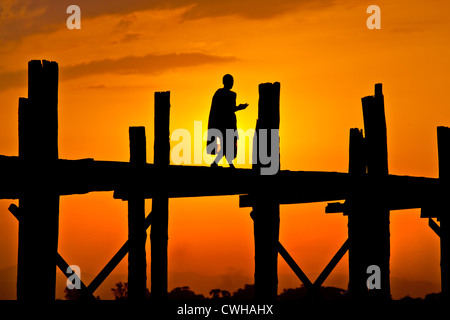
<box><xmin>347</xmin><ymin>127</ymin><xmax>368</xmax><ymax>298</ymax></box>
<box><xmin>437</xmin><ymin>126</ymin><xmax>450</xmax><ymax>299</ymax></box>
<box><xmin>151</xmin><ymin>91</ymin><xmax>170</xmax><ymax>299</ymax></box>
<box><xmin>252</xmin><ymin>82</ymin><xmax>280</xmax><ymax>300</ymax></box>
<box><xmin>17</xmin><ymin>60</ymin><xmax>60</xmax><ymax>301</ymax></box>
<box><xmin>127</xmin><ymin>126</ymin><xmax>147</xmax><ymax>300</ymax></box>
<box><xmin>360</xmin><ymin>83</ymin><xmax>391</xmax><ymax>300</ymax></box>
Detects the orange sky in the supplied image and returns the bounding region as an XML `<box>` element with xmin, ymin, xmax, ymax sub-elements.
<box><xmin>0</xmin><ymin>0</ymin><xmax>449</xmax><ymax>299</ymax></box>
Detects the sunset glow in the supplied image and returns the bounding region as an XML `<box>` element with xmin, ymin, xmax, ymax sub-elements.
<box><xmin>0</xmin><ymin>0</ymin><xmax>449</xmax><ymax>300</ymax></box>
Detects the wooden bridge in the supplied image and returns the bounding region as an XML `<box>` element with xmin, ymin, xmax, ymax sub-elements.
<box><xmin>0</xmin><ymin>60</ymin><xmax>448</xmax><ymax>301</ymax></box>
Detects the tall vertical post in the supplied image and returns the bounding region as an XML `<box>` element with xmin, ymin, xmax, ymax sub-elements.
<box><xmin>151</xmin><ymin>91</ymin><xmax>170</xmax><ymax>299</ymax></box>
<box><xmin>17</xmin><ymin>60</ymin><xmax>60</xmax><ymax>301</ymax></box>
<box><xmin>437</xmin><ymin>126</ymin><xmax>450</xmax><ymax>299</ymax></box>
<box><xmin>252</xmin><ymin>82</ymin><xmax>280</xmax><ymax>300</ymax></box>
<box><xmin>347</xmin><ymin>128</ymin><xmax>368</xmax><ymax>297</ymax></box>
<box><xmin>128</xmin><ymin>126</ymin><xmax>147</xmax><ymax>300</ymax></box>
<box><xmin>360</xmin><ymin>83</ymin><xmax>391</xmax><ymax>299</ymax></box>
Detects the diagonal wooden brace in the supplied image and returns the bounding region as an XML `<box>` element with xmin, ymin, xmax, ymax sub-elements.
<box><xmin>313</xmin><ymin>239</ymin><xmax>349</xmax><ymax>288</ymax></box>
<box><xmin>8</xmin><ymin>204</ymin><xmax>95</xmax><ymax>300</ymax></box>
<box><xmin>85</xmin><ymin>211</ymin><xmax>153</xmax><ymax>295</ymax></box>
<box><xmin>429</xmin><ymin>218</ymin><xmax>441</xmax><ymax>237</ymax></box>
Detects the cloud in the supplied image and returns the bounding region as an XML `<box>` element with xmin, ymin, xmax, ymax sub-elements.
<box><xmin>0</xmin><ymin>52</ymin><xmax>236</xmax><ymax>91</ymax></box>
<box><xmin>0</xmin><ymin>0</ymin><xmax>340</xmax><ymax>41</ymax></box>
<box><xmin>61</xmin><ymin>52</ymin><xmax>236</xmax><ymax>79</ymax></box>
<box><xmin>115</xmin><ymin>13</ymin><xmax>138</xmax><ymax>30</ymax></box>
<box><xmin>0</xmin><ymin>69</ymin><xmax>27</xmax><ymax>92</ymax></box>
<box><xmin>114</xmin><ymin>32</ymin><xmax>144</xmax><ymax>44</ymax></box>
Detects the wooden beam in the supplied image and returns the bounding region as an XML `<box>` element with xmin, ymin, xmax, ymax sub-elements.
<box><xmin>313</xmin><ymin>239</ymin><xmax>349</xmax><ymax>288</ymax></box>
<box><xmin>1</xmin><ymin>154</ymin><xmax>443</xmax><ymax>212</ymax></box>
<box><xmin>9</xmin><ymin>204</ymin><xmax>95</xmax><ymax>300</ymax></box>
<box><xmin>55</xmin><ymin>253</ymin><xmax>95</xmax><ymax>301</ymax></box>
<box><xmin>325</xmin><ymin>202</ymin><xmax>346</xmax><ymax>214</ymax></box>
<box><xmin>86</xmin><ymin>212</ymin><xmax>153</xmax><ymax>296</ymax></box>
<box><xmin>277</xmin><ymin>242</ymin><xmax>313</xmax><ymax>289</ymax></box>
<box><xmin>127</xmin><ymin>126</ymin><xmax>148</xmax><ymax>300</ymax></box>
<box><xmin>428</xmin><ymin>218</ymin><xmax>441</xmax><ymax>237</ymax></box>
<box><xmin>151</xmin><ymin>91</ymin><xmax>170</xmax><ymax>300</ymax></box>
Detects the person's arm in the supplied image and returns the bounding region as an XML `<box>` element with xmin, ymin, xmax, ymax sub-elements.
<box><xmin>235</xmin><ymin>103</ymin><xmax>249</xmax><ymax>111</ymax></box>
<box><xmin>231</xmin><ymin>91</ymin><xmax>248</xmax><ymax>112</ymax></box>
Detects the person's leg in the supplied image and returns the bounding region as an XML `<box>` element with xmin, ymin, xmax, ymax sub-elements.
<box><xmin>226</xmin><ymin>158</ymin><xmax>235</xmax><ymax>168</ymax></box>
<box><xmin>224</xmin><ymin>135</ymin><xmax>236</xmax><ymax>168</ymax></box>
<box><xmin>211</xmin><ymin>150</ymin><xmax>223</xmax><ymax>167</ymax></box>
<box><xmin>211</xmin><ymin>137</ymin><xmax>223</xmax><ymax>167</ymax></box>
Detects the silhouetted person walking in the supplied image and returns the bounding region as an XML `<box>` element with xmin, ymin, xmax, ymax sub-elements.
<box><xmin>207</xmin><ymin>74</ymin><xmax>248</xmax><ymax>168</ymax></box>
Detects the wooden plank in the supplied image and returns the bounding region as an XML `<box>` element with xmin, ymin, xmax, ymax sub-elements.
<box><xmin>151</xmin><ymin>91</ymin><xmax>170</xmax><ymax>300</ymax></box>
<box><xmin>127</xmin><ymin>126</ymin><xmax>148</xmax><ymax>300</ymax></box>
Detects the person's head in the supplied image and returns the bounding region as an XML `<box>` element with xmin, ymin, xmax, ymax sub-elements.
<box><xmin>223</xmin><ymin>74</ymin><xmax>234</xmax><ymax>90</ymax></box>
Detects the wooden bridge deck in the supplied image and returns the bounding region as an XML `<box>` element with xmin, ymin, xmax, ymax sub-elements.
<box><xmin>0</xmin><ymin>155</ymin><xmax>440</xmax><ymax>213</ymax></box>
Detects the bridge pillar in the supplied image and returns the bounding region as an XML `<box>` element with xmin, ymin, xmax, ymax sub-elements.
<box><xmin>17</xmin><ymin>60</ymin><xmax>60</xmax><ymax>301</ymax></box>
<box><xmin>252</xmin><ymin>82</ymin><xmax>280</xmax><ymax>300</ymax></box>
<box><xmin>127</xmin><ymin>126</ymin><xmax>148</xmax><ymax>300</ymax></box>
<box><xmin>437</xmin><ymin>126</ymin><xmax>450</xmax><ymax>299</ymax></box>
<box><xmin>348</xmin><ymin>84</ymin><xmax>391</xmax><ymax>300</ymax></box>
<box><xmin>151</xmin><ymin>91</ymin><xmax>170</xmax><ymax>300</ymax></box>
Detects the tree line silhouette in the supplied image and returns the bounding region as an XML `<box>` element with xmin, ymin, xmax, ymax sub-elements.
<box><xmin>63</xmin><ymin>283</ymin><xmax>444</xmax><ymax>301</ymax></box>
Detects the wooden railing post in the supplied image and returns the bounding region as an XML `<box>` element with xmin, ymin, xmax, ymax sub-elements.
<box><xmin>151</xmin><ymin>91</ymin><xmax>170</xmax><ymax>299</ymax></box>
